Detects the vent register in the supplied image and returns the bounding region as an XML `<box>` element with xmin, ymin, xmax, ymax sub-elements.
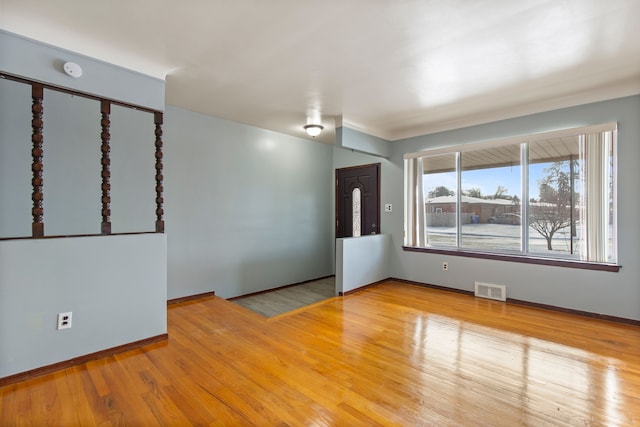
<box><xmin>474</xmin><ymin>282</ymin><xmax>506</xmax><ymax>302</ymax></box>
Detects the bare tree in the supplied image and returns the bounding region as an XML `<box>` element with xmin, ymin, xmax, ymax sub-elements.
<box><xmin>530</xmin><ymin>161</ymin><xmax>576</xmax><ymax>250</ymax></box>
<box><xmin>493</xmin><ymin>185</ymin><xmax>509</xmax><ymax>199</ymax></box>
<box><xmin>428</xmin><ymin>186</ymin><xmax>454</xmax><ymax>198</ymax></box>
<box><xmin>464</xmin><ymin>187</ymin><xmax>482</xmax><ymax>198</ymax></box>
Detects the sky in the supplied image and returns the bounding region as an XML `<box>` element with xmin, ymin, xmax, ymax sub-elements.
<box><xmin>424</xmin><ymin>163</ymin><xmax>549</xmax><ymax>199</ymax></box>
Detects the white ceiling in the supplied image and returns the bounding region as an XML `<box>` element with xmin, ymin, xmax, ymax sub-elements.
<box><xmin>2</xmin><ymin>0</ymin><xmax>639</xmax><ymax>144</ymax></box>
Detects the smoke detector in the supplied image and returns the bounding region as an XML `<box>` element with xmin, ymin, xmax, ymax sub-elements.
<box><xmin>63</xmin><ymin>62</ymin><xmax>83</xmax><ymax>78</ymax></box>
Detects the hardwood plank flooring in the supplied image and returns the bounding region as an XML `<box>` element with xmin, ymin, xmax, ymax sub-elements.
<box><xmin>1</xmin><ymin>280</ymin><xmax>640</xmax><ymax>426</ymax></box>
<box><xmin>230</xmin><ymin>276</ymin><xmax>336</xmax><ymax>317</ymax></box>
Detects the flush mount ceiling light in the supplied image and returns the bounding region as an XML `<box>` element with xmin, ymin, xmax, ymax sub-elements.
<box><xmin>304</xmin><ymin>124</ymin><xmax>323</xmax><ymax>137</ymax></box>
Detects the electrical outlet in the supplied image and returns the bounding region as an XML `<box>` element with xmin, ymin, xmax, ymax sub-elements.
<box><xmin>442</xmin><ymin>262</ymin><xmax>449</xmax><ymax>271</ymax></box>
<box><xmin>57</xmin><ymin>312</ymin><xmax>72</xmax><ymax>330</ymax></box>
<box><xmin>384</xmin><ymin>204</ymin><xmax>392</xmax><ymax>212</ymax></box>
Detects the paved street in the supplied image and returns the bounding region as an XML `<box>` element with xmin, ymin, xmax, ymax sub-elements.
<box><xmin>427</xmin><ymin>223</ymin><xmax>577</xmax><ymax>255</ymax></box>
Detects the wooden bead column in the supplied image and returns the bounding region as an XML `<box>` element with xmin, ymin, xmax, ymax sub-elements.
<box><xmin>31</xmin><ymin>84</ymin><xmax>44</xmax><ymax>238</ymax></box>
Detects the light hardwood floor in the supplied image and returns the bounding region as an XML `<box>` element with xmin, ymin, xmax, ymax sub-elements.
<box><xmin>1</xmin><ymin>280</ymin><xmax>639</xmax><ymax>426</ymax></box>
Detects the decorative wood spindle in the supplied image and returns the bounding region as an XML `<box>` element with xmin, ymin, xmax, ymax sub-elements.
<box><xmin>31</xmin><ymin>84</ymin><xmax>45</xmax><ymax>238</ymax></box>
<box><xmin>154</xmin><ymin>112</ymin><xmax>165</xmax><ymax>233</ymax></box>
<box><xmin>100</xmin><ymin>100</ymin><xmax>112</xmax><ymax>234</ymax></box>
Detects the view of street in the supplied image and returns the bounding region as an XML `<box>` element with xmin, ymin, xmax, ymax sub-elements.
<box><xmin>427</xmin><ymin>223</ymin><xmax>578</xmax><ymax>256</ymax></box>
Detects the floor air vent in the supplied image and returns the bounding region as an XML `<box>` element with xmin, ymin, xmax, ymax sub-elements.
<box><xmin>474</xmin><ymin>282</ymin><xmax>506</xmax><ymax>302</ymax></box>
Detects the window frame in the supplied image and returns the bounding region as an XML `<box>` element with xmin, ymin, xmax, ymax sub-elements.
<box><xmin>403</xmin><ymin>123</ymin><xmax>620</xmax><ymax>272</ymax></box>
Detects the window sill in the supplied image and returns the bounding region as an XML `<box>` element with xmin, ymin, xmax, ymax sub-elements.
<box><xmin>402</xmin><ymin>246</ymin><xmax>620</xmax><ymax>272</ymax></box>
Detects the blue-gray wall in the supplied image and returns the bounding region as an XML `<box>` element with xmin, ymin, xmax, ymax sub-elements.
<box><xmin>164</xmin><ymin>106</ymin><xmax>334</xmax><ymax>299</ymax></box>
<box><xmin>336</xmin><ymin>126</ymin><xmax>390</xmax><ymax>158</ymax></box>
<box><xmin>385</xmin><ymin>95</ymin><xmax>640</xmax><ymax>320</ymax></box>
<box><xmin>0</xmin><ymin>30</ymin><xmax>164</xmax><ymax>111</ymax></box>
<box><xmin>0</xmin><ymin>234</ymin><xmax>167</xmax><ymax>377</ymax></box>
<box><xmin>0</xmin><ymin>31</ymin><xmax>167</xmax><ymax>378</ymax></box>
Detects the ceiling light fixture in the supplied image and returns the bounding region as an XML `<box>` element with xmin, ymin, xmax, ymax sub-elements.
<box><xmin>304</xmin><ymin>124</ymin><xmax>323</xmax><ymax>137</ymax></box>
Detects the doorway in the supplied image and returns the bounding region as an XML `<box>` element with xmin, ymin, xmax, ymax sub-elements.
<box><xmin>335</xmin><ymin>163</ymin><xmax>380</xmax><ymax>238</ymax></box>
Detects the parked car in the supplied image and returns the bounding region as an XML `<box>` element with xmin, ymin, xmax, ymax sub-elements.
<box><xmin>488</xmin><ymin>213</ymin><xmax>521</xmax><ymax>225</ymax></box>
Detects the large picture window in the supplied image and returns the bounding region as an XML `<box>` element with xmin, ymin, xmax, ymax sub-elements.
<box><xmin>404</xmin><ymin>123</ymin><xmax>617</xmax><ymax>268</ymax></box>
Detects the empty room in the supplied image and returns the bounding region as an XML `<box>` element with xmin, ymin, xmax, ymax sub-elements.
<box><xmin>1</xmin><ymin>1</ymin><xmax>639</xmax><ymax>425</ymax></box>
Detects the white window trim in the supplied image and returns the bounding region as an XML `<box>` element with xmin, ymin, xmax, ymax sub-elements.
<box><xmin>403</xmin><ymin>122</ymin><xmax>618</xmax><ymax>159</ymax></box>
<box><xmin>403</xmin><ymin>123</ymin><xmax>619</xmax><ymax>270</ymax></box>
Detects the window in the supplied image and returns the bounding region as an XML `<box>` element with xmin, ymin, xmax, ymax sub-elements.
<box><xmin>404</xmin><ymin>123</ymin><xmax>617</xmax><ymax>268</ymax></box>
<box><xmin>352</xmin><ymin>187</ymin><xmax>362</xmax><ymax>237</ymax></box>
